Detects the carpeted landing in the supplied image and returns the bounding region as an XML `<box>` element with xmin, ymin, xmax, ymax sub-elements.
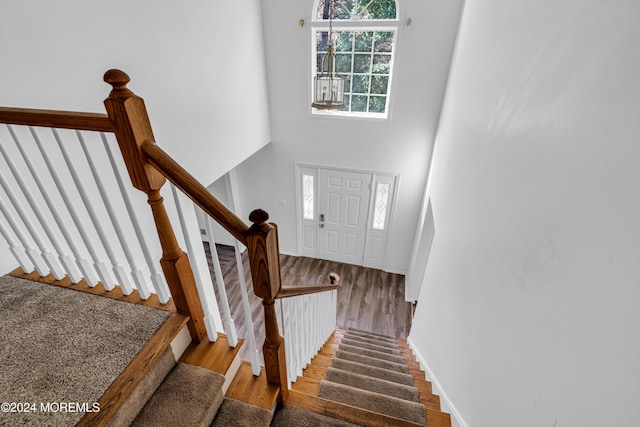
<box><xmin>0</xmin><ymin>274</ymin><xmax>171</xmax><ymax>427</ymax></box>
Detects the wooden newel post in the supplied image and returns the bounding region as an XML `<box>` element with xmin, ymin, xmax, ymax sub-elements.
<box><xmin>103</xmin><ymin>69</ymin><xmax>207</xmax><ymax>342</ymax></box>
<box><xmin>246</xmin><ymin>209</ymin><xmax>289</xmax><ymax>404</ymax></box>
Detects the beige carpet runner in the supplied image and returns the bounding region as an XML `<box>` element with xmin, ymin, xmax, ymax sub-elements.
<box><xmin>317</xmin><ymin>328</ymin><xmax>427</xmax><ymax>425</ymax></box>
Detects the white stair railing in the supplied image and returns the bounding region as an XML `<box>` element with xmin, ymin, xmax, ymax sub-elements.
<box><xmin>102</xmin><ymin>133</ymin><xmax>168</xmax><ymax>302</ymax></box>
<box><xmin>0</xmin><ymin>124</ymin><xmax>172</xmax><ymax>303</ymax></box>
<box><xmin>203</xmin><ymin>217</ymin><xmax>239</xmax><ymax>347</ymax></box>
<box><xmin>191</xmin><ymin>202</ymin><xmax>261</xmax><ymax>375</ymax></box>
<box><xmin>0</xmin><ymin>214</ymin><xmax>34</xmax><ymax>273</ymax></box>
<box><xmin>276</xmin><ymin>288</ymin><xmax>338</xmax><ymax>386</ymax></box>
<box><xmin>233</xmin><ymin>239</ymin><xmax>261</xmax><ymax>376</ymax></box>
<box><xmin>171</xmin><ymin>185</ymin><xmax>224</xmax><ymax>343</ymax></box>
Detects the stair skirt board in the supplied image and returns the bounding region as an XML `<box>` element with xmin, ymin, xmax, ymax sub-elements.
<box><xmin>331</xmin><ymin>358</ymin><xmax>415</xmax><ymax>386</ymax></box>
<box><xmin>318</xmin><ymin>380</ymin><xmax>427</xmax><ymax>425</ymax></box>
<box><xmin>131</xmin><ymin>363</ymin><xmax>225</xmax><ymax>427</ymax></box>
<box><xmin>407</xmin><ymin>336</ymin><xmax>468</xmax><ymax>427</ymax></box>
<box><xmin>211</xmin><ymin>398</ymin><xmax>272</xmax><ymax>427</ymax></box>
<box><xmin>336</xmin><ymin>349</ymin><xmax>409</xmax><ymax>373</ymax></box>
<box><xmin>340</xmin><ymin>337</ymin><xmax>402</xmax><ymax>354</ymax></box>
<box><xmin>325</xmin><ymin>367</ymin><xmax>420</xmax><ymax>402</ymax></box>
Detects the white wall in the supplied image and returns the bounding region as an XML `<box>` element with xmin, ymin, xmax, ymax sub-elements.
<box><xmin>0</xmin><ymin>0</ymin><xmax>271</xmax><ymax>185</ymax></box>
<box><xmin>234</xmin><ymin>0</ymin><xmax>463</xmax><ymax>272</ymax></box>
<box><xmin>409</xmin><ymin>1</ymin><xmax>640</xmax><ymax>426</ymax></box>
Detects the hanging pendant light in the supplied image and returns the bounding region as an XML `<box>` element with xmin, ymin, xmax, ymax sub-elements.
<box><xmin>312</xmin><ymin>0</ymin><xmax>345</xmax><ymax>110</ymax></box>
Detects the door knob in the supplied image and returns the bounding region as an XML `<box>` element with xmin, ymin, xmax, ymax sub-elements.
<box><xmin>320</xmin><ymin>224</ymin><xmax>325</xmax><ymax>228</ymax></box>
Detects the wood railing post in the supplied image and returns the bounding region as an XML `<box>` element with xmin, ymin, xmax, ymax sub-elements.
<box><xmin>246</xmin><ymin>209</ymin><xmax>288</xmax><ymax>404</ymax></box>
<box><xmin>103</xmin><ymin>69</ymin><xmax>206</xmax><ymax>342</ymax></box>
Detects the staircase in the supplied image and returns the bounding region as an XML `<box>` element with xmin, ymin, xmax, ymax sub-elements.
<box><xmin>101</xmin><ymin>326</ymin><xmax>452</xmax><ymax>426</ymax></box>
<box><xmin>286</xmin><ymin>327</ymin><xmax>452</xmax><ymax>427</ymax></box>
<box><xmin>0</xmin><ymin>70</ymin><xmax>452</xmax><ymax>426</ymax></box>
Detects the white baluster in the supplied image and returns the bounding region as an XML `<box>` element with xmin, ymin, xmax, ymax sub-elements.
<box><xmin>101</xmin><ymin>134</ymin><xmax>160</xmax><ymax>301</ymax></box>
<box><xmin>24</xmin><ymin>127</ymin><xmax>96</xmax><ymax>285</ymax></box>
<box><xmin>51</xmin><ymin>129</ymin><xmax>117</xmax><ymax>290</ymax></box>
<box><xmin>0</xmin><ymin>169</ymin><xmax>54</xmax><ymax>278</ymax></box>
<box><xmin>77</xmin><ymin>131</ymin><xmax>134</xmax><ymax>294</ymax></box>
<box><xmin>1</xmin><ymin>127</ymin><xmax>67</xmax><ymax>280</ymax></box>
<box><xmin>278</xmin><ymin>289</ymin><xmax>338</xmax><ymax>385</ymax></box>
<box><xmin>204</xmin><ymin>217</ymin><xmax>238</xmax><ymax>347</ymax></box>
<box><xmin>233</xmin><ymin>240</ymin><xmax>261</xmax><ymax>376</ymax></box>
<box><xmin>0</xmin><ymin>214</ymin><xmax>34</xmax><ymax>273</ymax></box>
<box><xmin>170</xmin><ymin>186</ymin><xmax>222</xmax><ymax>342</ymax></box>
<box><xmin>33</xmin><ymin>129</ymin><xmax>100</xmax><ymax>286</ymax></box>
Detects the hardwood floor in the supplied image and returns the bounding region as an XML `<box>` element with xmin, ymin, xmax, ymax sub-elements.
<box><xmin>204</xmin><ymin>243</ymin><xmax>413</xmax><ymax>363</ymax></box>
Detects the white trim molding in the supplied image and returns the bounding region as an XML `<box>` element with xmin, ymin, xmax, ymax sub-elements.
<box><xmin>406</xmin><ymin>336</ymin><xmax>468</xmax><ymax>427</ymax></box>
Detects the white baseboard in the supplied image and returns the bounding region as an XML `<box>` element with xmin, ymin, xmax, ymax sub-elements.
<box><xmin>406</xmin><ymin>336</ymin><xmax>468</xmax><ymax>427</ymax></box>
<box><xmin>279</xmin><ymin>249</ymin><xmax>298</xmax><ymax>257</ymax></box>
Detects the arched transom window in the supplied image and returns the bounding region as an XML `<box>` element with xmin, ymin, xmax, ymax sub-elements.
<box><xmin>312</xmin><ymin>0</ymin><xmax>399</xmax><ymax>118</ymax></box>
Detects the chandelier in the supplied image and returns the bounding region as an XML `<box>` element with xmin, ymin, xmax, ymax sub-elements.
<box><xmin>311</xmin><ymin>0</ymin><xmax>345</xmax><ymax>110</ymax></box>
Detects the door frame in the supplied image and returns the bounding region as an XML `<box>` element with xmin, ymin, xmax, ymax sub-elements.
<box><xmin>294</xmin><ymin>163</ymin><xmax>398</xmax><ymax>270</ymax></box>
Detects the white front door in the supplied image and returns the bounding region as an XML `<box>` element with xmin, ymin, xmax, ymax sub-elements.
<box><xmin>318</xmin><ymin>169</ymin><xmax>372</xmax><ymax>265</ymax></box>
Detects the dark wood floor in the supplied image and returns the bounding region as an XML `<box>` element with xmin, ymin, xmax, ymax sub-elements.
<box><xmin>205</xmin><ymin>243</ymin><xmax>413</xmax><ymax>363</ymax></box>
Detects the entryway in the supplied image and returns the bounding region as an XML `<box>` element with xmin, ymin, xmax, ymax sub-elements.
<box><xmin>296</xmin><ymin>165</ymin><xmax>397</xmax><ymax>269</ymax></box>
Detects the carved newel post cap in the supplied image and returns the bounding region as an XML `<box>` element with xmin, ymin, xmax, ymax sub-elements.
<box><xmin>103</xmin><ymin>69</ymin><xmax>133</xmax><ymax>95</ymax></box>
<box><xmin>249</xmin><ymin>209</ymin><xmax>269</xmax><ymax>225</ymax></box>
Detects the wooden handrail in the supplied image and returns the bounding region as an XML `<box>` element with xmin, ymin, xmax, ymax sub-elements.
<box><xmin>277</xmin><ymin>283</ymin><xmax>340</xmax><ymax>299</ymax></box>
<box><xmin>0</xmin><ymin>107</ymin><xmax>114</xmax><ymax>132</ymax></box>
<box><xmin>141</xmin><ymin>141</ymin><xmax>250</xmax><ymax>245</ymax></box>
<box><xmin>277</xmin><ymin>273</ymin><xmax>341</xmax><ymax>299</ymax></box>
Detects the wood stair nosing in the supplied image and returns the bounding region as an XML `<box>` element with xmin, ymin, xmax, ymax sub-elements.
<box><xmin>225</xmin><ymin>361</ymin><xmax>280</xmax><ymax>412</ymax></box>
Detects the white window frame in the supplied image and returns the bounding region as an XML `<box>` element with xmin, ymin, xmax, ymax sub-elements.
<box><xmin>311</xmin><ymin>1</ymin><xmax>400</xmax><ymax>120</ymax></box>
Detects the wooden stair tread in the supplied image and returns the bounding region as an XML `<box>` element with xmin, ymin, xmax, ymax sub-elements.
<box><xmin>179</xmin><ymin>334</ymin><xmax>243</xmax><ymax>375</ymax></box>
<box><xmin>291</xmin><ymin>375</ymin><xmax>321</xmax><ymax>396</ymax></box>
<box><xmin>225</xmin><ymin>361</ymin><xmax>280</xmax><ymax>411</ymax></box>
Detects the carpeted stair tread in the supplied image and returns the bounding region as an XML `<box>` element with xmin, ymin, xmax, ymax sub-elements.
<box><xmin>325</xmin><ymin>367</ymin><xmax>420</xmax><ymax>402</ymax></box>
<box><xmin>271</xmin><ymin>404</ymin><xmax>361</xmax><ymax>427</ymax></box>
<box><xmin>345</xmin><ymin>329</ymin><xmax>398</xmax><ymax>343</ymax></box>
<box><xmin>318</xmin><ymin>380</ymin><xmax>426</xmax><ymax>425</ymax></box>
<box><xmin>346</xmin><ymin>327</ymin><xmax>396</xmax><ymax>339</ymax></box>
<box><xmin>336</xmin><ymin>350</ymin><xmax>409</xmax><ymax>373</ymax></box>
<box><xmin>342</xmin><ymin>335</ymin><xmax>400</xmax><ymax>349</ymax></box>
<box><xmin>338</xmin><ymin>343</ymin><xmax>406</xmax><ymax>364</ymax></box>
<box><xmin>340</xmin><ymin>337</ymin><xmax>402</xmax><ymax>355</ymax></box>
<box><xmin>211</xmin><ymin>398</ymin><xmax>272</xmax><ymax>427</ymax></box>
<box><xmin>331</xmin><ymin>358</ymin><xmax>414</xmax><ymax>386</ymax></box>
<box><xmin>107</xmin><ymin>347</ymin><xmax>176</xmax><ymax>427</ymax></box>
<box><xmin>132</xmin><ymin>362</ymin><xmax>225</xmax><ymax>427</ymax></box>
<box><xmin>343</xmin><ymin>332</ymin><xmax>399</xmax><ymax>349</ymax></box>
